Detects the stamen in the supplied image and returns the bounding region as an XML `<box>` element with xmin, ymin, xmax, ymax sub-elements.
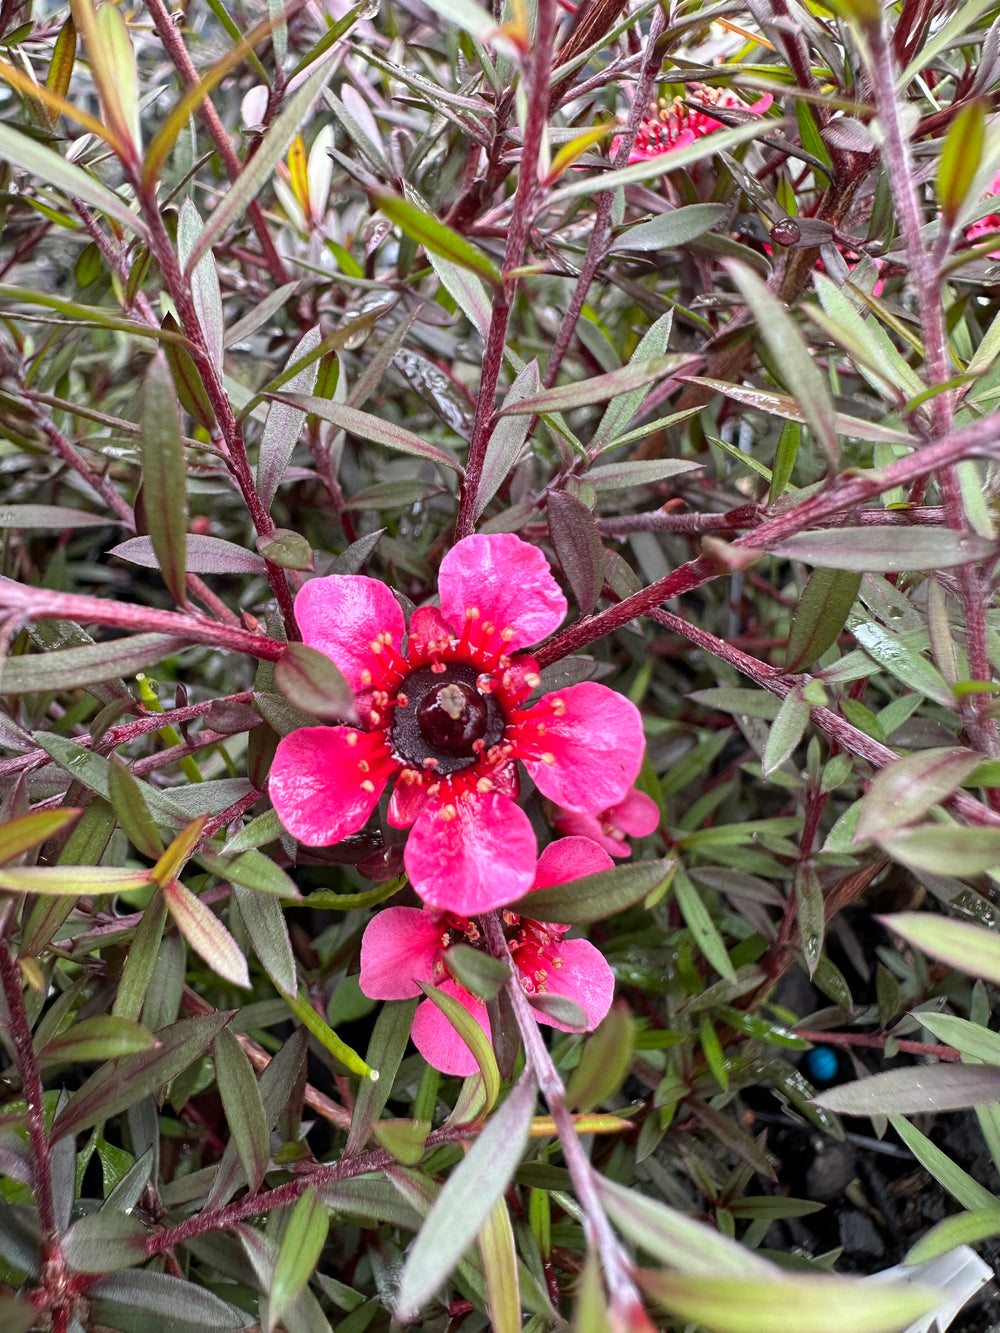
<box><xmin>540</xmin><ymin>752</ymin><xmax>556</xmax><ymax>765</ymax></box>
<box><xmin>346</xmin><ymin>732</ymin><xmax>359</xmax><ymax>747</ymax></box>
<box><xmin>360</xmin><ymin>780</ymin><xmax>375</xmax><ymax>793</ymax></box>
<box><xmin>476</xmin><ymin>777</ymin><xmax>493</xmax><ymax>793</ymax></box>
<box><xmin>440</xmin><ymin>803</ymin><xmax>458</xmax><ymax>821</ymax></box>
<box><xmin>360</xmin><ymin>669</ymin><xmax>372</xmax><ymax>686</ymax></box>
<box><xmin>358</xmin><ymin>760</ymin><xmax>370</xmax><ymax>773</ymax></box>
<box><xmin>549</xmin><ymin>696</ymin><xmax>566</xmax><ymax>715</ymax></box>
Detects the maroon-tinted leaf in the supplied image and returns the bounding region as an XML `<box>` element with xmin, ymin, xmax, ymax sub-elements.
<box><xmin>110</xmin><ymin>534</ymin><xmax>267</xmax><ymax>575</ymax></box>
<box><xmin>140</xmin><ymin>351</ymin><xmax>188</xmax><ymax>604</ymax></box>
<box><xmin>473</xmin><ymin>359</ymin><xmax>539</xmax><ymax>520</ymax></box>
<box><xmin>275</xmin><ymin>396</ymin><xmax>462</xmax><ymax>473</ymax></box>
<box><xmin>0</xmin><ymin>505</ymin><xmax>123</xmax><ymax>529</ymax></box>
<box><xmin>855</xmin><ymin>747</ymin><xmax>982</xmax><ymax>842</ymax></box>
<box><xmin>814</xmin><ymin>1063</ymin><xmax>1000</xmax><ymax>1115</ymax></box>
<box><xmin>547</xmin><ymin>491</ymin><xmax>605</xmax><ymax>615</ymax></box>
<box><xmin>52</xmin><ymin>1011</ymin><xmax>233</xmax><ymax>1141</ymax></box>
<box><xmin>761</xmin><ymin>527</ymin><xmax>993</xmax><ymax>572</ymax></box>
<box><xmin>214</xmin><ymin>1027</ymin><xmax>269</xmax><ymax>1193</ymax></box>
<box><xmin>497</xmin><ymin>357</ymin><xmax>682</xmax><ymax>416</ymax></box>
<box><xmin>163</xmin><ymin>877</ymin><xmax>250</xmax><ymax>988</ymax></box>
<box><xmin>0</xmin><ymin>634</ymin><xmax>186</xmax><ymax>694</ymax></box>
<box><xmin>255</xmin><ymin>527</ymin><xmax>314</xmax><ymax>570</ymax></box>
<box><xmin>505</xmin><ymin>858</ymin><xmax>674</xmax><ymax>923</ymax></box>
<box><xmin>62</xmin><ymin>1210</ymin><xmax>149</xmax><ymax>1273</ymax></box>
<box><xmin>274</xmin><ymin>641</ymin><xmax>358</xmax><ymax>722</ymax></box>
<box><xmin>256</xmin><ymin>325</ymin><xmax>322</xmax><ymax>511</ymax></box>
<box><xmin>39</xmin><ymin>1016</ymin><xmax>157</xmax><ymax>1066</ymax></box>
<box><xmin>88</xmin><ymin>1270</ymin><xmax>252</xmax><ymax>1327</ymax></box>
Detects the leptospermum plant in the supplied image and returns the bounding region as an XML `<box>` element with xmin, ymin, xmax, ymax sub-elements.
<box><xmin>4</xmin><ymin>0</ymin><xmax>1000</xmax><ymax>1329</ymax></box>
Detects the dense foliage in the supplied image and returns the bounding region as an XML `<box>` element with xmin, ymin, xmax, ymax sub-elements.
<box><xmin>3</xmin><ymin>0</ymin><xmax>1000</xmax><ymax>1328</ymax></box>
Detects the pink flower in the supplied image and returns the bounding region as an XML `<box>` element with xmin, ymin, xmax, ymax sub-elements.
<box><xmin>552</xmin><ymin>786</ymin><xmax>659</xmax><ymax>858</ymax></box>
<box><xmin>966</xmin><ymin>170</ymin><xmax>1000</xmax><ymax>257</ymax></box>
<box><xmin>611</xmin><ymin>87</ymin><xmax>772</xmax><ymax>165</ymax></box>
<box><xmin>359</xmin><ymin>838</ymin><xmax>618</xmax><ymax>1076</ymax></box>
<box><xmin>269</xmin><ymin>534</ymin><xmax>645</xmax><ymax>916</ymax></box>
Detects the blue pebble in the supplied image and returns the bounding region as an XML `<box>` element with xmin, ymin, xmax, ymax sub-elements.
<box><xmin>805</xmin><ymin>1046</ymin><xmax>839</xmax><ymax>1083</ymax></box>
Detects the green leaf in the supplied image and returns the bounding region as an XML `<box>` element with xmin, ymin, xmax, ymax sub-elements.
<box><xmin>768</xmin><ymin>420</ymin><xmax>800</xmax><ymax>503</ymax></box>
<box><xmin>373</xmin><ymin>1117</ymin><xmax>431</xmax><ymax>1166</ymax></box>
<box><xmin>140</xmin><ymin>352</ymin><xmax>188</xmax><ymax>605</ymax></box>
<box><xmin>762</xmin><ymin>688</ymin><xmax>809</xmax><ymax>777</ymax></box>
<box><xmin>726</xmin><ymin>262</ymin><xmax>838</xmax><ymax>467</ymax></box>
<box><xmin>636</xmin><ymin>1268</ymin><xmax>936</xmax><ymax>1333</ymax></box>
<box><xmin>0</xmin><ymin>122</ymin><xmax>147</xmax><ymax>238</ymax></box>
<box><xmin>904</xmin><ymin>1206</ymin><xmax>1000</xmax><ymax>1265</ymax></box>
<box><xmin>674</xmin><ymin>868</ymin><xmax>736</xmax><ymax>981</ymax></box>
<box><xmin>590</xmin><ymin>310</ymin><xmax>674</xmax><ymax>453</ymax></box>
<box><xmin>197</xmin><ymin>847</ymin><xmax>299</xmax><ymax>898</ymax></box>
<box><xmin>88</xmin><ymin>1270</ymin><xmax>251</xmax><ymax>1328</ymax></box>
<box><xmin>346</xmin><ymin>998</ymin><xmax>420</xmax><ymax>1157</ymax></box>
<box><xmin>876</xmin><ymin>823</ymin><xmax>1000</xmax><ymax>876</ymax></box>
<box><xmin>109</xmin><ymin>758</ymin><xmax>164</xmax><ymax>860</ymax></box>
<box><xmin>915</xmin><ymin>1011</ymin><xmax>1000</xmax><ymax>1065</ymax></box>
<box><xmin>373</xmin><ymin>190</ymin><xmax>500</xmax><ymax>286</ymax></box>
<box><xmin>395</xmin><ymin>1070</ymin><xmax>537</xmax><ymax>1318</ymax></box>
<box><xmin>610</xmin><ymin>205</ymin><xmax>727</xmax><ymax>252</ymax></box>
<box><xmin>0</xmin><ymin>808</ymin><xmax>81</xmax><ymax>864</ymax></box>
<box><xmin>881</xmin><ymin>912</ymin><xmax>1000</xmax><ymax>985</ymax></box>
<box><xmin>418</xmin><ymin>983</ymin><xmax>500</xmax><ymax>1110</ymax></box>
<box><xmin>505</xmin><ymin>857</ymin><xmax>674</xmax><ymax>923</ymax></box>
<box><xmin>214</xmin><ymin>1027</ymin><xmax>269</xmax><ymax>1193</ymax></box>
<box><xmin>565</xmin><ymin>1005</ymin><xmax>635</xmax><ymax>1113</ymax></box>
<box><xmin>177</xmin><ymin>198</ymin><xmax>224</xmax><ymax>374</ymax></box>
<box><xmin>795</xmin><ymin>863</ymin><xmax>824</xmax><ymax>980</ymax></box>
<box><xmin>474</xmin><ymin>359</ymin><xmax>539</xmax><ymax>519</ymax></box>
<box><xmin>597</xmin><ymin>1176</ymin><xmax>774</xmax><ymax>1275</ymax></box>
<box><xmin>52</xmin><ymin>1011</ymin><xmax>233</xmax><ymax>1141</ymax></box>
<box><xmin>784</xmin><ymin>568</ymin><xmax>861</xmax><ymax>671</ymax></box>
<box><xmin>761</xmin><ymin>527</ymin><xmax>993</xmax><ymax>573</ymax></box>
<box><xmin>851</xmin><ymin>622</ymin><xmax>953</xmax><ymax>706</ymax></box>
<box><xmin>283</xmin><ymin>988</ymin><xmax>375</xmax><ymax>1080</ymax></box>
<box><xmin>586</xmin><ymin>459</ymin><xmax>703</xmax><ymax>489</ymax></box>
<box><xmin>0</xmin><ymin>634</ymin><xmax>186</xmax><ymax>694</ymax></box>
<box><xmin>62</xmin><ymin>1210</ymin><xmax>149</xmax><ymax>1273</ymax></box>
<box><xmin>497</xmin><ymin>356</ymin><xmax>682</xmax><ymax>417</ymax></box>
<box><xmin>444</xmin><ymin>945</ymin><xmax>511</xmax><ymax>1002</ymax></box>
<box><xmin>231</xmin><ymin>884</ymin><xmax>297</xmax><ymax>997</ymax></box>
<box><xmin>163</xmin><ymin>877</ymin><xmax>250</xmax><ymax>988</ymax></box>
<box><xmin>478</xmin><ymin>1196</ymin><xmax>520</xmax><ymax>1333</ymax></box>
<box><xmin>889</xmin><ymin>1114</ymin><xmax>997</xmax><ymax>1211</ymax></box>
<box><xmin>39</xmin><ymin>1016</ymin><xmax>157</xmax><ymax>1066</ymax></box>
<box><xmin>0</xmin><ymin>865</ymin><xmax>152</xmax><ymax>894</ymax></box>
<box><xmin>855</xmin><ymin>747</ymin><xmax>982</xmax><ymax>842</ymax></box>
<box><xmin>683</xmin><ymin>378</ymin><xmax>914</xmax><ymax>445</ymax></box>
<box><xmin>184</xmin><ymin>53</ymin><xmax>339</xmax><ymax>275</ymax></box>
<box><xmin>938</xmin><ymin>98</ymin><xmax>986</xmax><ymax>224</ymax></box>
<box><xmin>113</xmin><ymin>890</ymin><xmax>169</xmax><ymax>1022</ymax></box>
<box><xmin>275</xmin><ymin>395</ymin><xmax>462</xmax><ymax>472</ymax></box>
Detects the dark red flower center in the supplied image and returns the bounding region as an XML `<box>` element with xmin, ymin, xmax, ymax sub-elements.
<box><xmin>390</xmin><ymin>662</ymin><xmax>505</xmax><ymax>775</ymax></box>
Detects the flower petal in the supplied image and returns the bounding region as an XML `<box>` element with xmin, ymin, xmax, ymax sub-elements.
<box><xmin>270</xmin><ymin>726</ymin><xmax>394</xmax><ymax>846</ymax></box>
<box><xmin>515</xmin><ymin>683</ymin><xmax>645</xmax><ymax>813</ymax></box>
<box><xmin>359</xmin><ymin>907</ymin><xmax>441</xmax><ymax>1000</ymax></box>
<box><xmin>610</xmin><ymin>788</ymin><xmax>660</xmax><ymax>837</ymax></box>
<box><xmin>387</xmin><ymin>772</ymin><xmax>431</xmax><ymax>829</ymax></box>
<box><xmin>533</xmin><ymin>837</ymin><xmax>614</xmax><ymax>890</ymax></box>
<box><xmin>295</xmin><ymin>575</ymin><xmax>405</xmax><ymax>692</ymax></box>
<box><xmin>526</xmin><ymin>938</ymin><xmax>615</xmax><ymax>1032</ymax></box>
<box><xmin>551</xmin><ymin>809</ymin><xmax>629</xmax><ymax>858</ymax></box>
<box><xmin>411</xmin><ymin>982</ymin><xmax>489</xmax><ymax>1076</ymax></box>
<box><xmin>406</xmin><ymin>604</ymin><xmax>457</xmax><ymax>666</ymax></box>
<box><xmin>438</xmin><ymin>534</ymin><xmax>566</xmax><ymax>657</ymax></box>
<box><xmin>406</xmin><ymin>788</ymin><xmax>536</xmax><ymax>915</ymax></box>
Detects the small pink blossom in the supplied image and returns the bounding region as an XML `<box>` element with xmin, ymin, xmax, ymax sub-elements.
<box><xmin>269</xmin><ymin>534</ymin><xmax>645</xmax><ymax>916</ymax></box>
<box><xmin>358</xmin><ymin>838</ymin><xmax>618</xmax><ymax>1076</ymax></box>
<box><xmin>552</xmin><ymin>786</ymin><xmax>660</xmax><ymax>858</ymax></box>
<box><xmin>966</xmin><ymin>170</ymin><xmax>1000</xmax><ymax>257</ymax></box>
<box><xmin>611</xmin><ymin>87</ymin><xmax>772</xmax><ymax>165</ymax></box>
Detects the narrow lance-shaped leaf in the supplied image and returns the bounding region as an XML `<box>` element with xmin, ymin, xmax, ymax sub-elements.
<box><xmin>609</xmin><ymin>205</ymin><xmax>727</xmax><ymax>253</ymax></box>
<box><xmin>473</xmin><ymin>358</ymin><xmax>540</xmax><ymax>519</ymax></box>
<box><xmin>814</xmin><ymin>1063</ymin><xmax>1000</xmax><ymax>1116</ymax></box>
<box><xmin>373</xmin><ymin>189</ymin><xmax>501</xmax><ymax>287</ymax></box>
<box><xmin>505</xmin><ymin>857</ymin><xmax>674</xmax><ymax>923</ymax></box>
<box><xmin>274</xmin><ymin>395</ymin><xmax>463</xmax><ymax>473</ymax></box>
<box><xmin>184</xmin><ymin>52</ymin><xmax>339</xmax><ymax>276</ymax></box>
<box><xmin>0</xmin><ymin>809</ymin><xmax>80</xmax><ymax>865</ymax></box>
<box><xmin>396</xmin><ymin>1069</ymin><xmax>537</xmax><ymax>1317</ymax></box>
<box><xmin>140</xmin><ymin>352</ymin><xmax>189</xmax><ymax>605</ymax></box>
<box><xmin>177</xmin><ymin>199</ymin><xmax>224</xmax><ymax>374</ymax></box>
<box><xmin>0</xmin><ymin>634</ymin><xmax>187</xmax><ymax>695</ymax></box>
<box><xmin>880</xmin><ymin>912</ymin><xmax>1000</xmax><ymax>985</ymax></box>
<box><xmin>39</xmin><ymin>1016</ymin><xmax>158</xmax><ymax>1066</ymax></box>
<box><xmin>268</xmin><ymin>1187</ymin><xmax>329</xmax><ymax>1331</ymax></box>
<box><xmin>214</xmin><ymin>1027</ymin><xmax>269</xmax><ymax>1193</ymax></box>
<box><xmin>761</xmin><ymin>527</ymin><xmax>993</xmax><ymax>573</ymax></box>
<box><xmin>784</xmin><ymin>568</ymin><xmax>861</xmax><ymax>671</ymax></box>
<box><xmin>52</xmin><ymin>1011</ymin><xmax>234</xmax><ymax>1141</ymax></box>
<box><xmin>855</xmin><ymin>747</ymin><xmax>982</xmax><ymax>843</ymax></box>
<box><xmin>45</xmin><ymin>16</ymin><xmax>77</xmax><ymax>123</ymax></box>
<box><xmin>726</xmin><ymin>261</ymin><xmax>839</xmax><ymax>469</ymax></box>
<box><xmin>478</xmin><ymin>1195</ymin><xmax>520</xmax><ymax>1333</ymax></box>
<box><xmin>497</xmin><ymin>357</ymin><xmax>683</xmax><ymax>416</ymax></box>
<box><xmin>547</xmin><ymin>491</ymin><xmax>605</xmax><ymax>616</ymax></box>
<box><xmin>163</xmin><ymin>877</ymin><xmax>250</xmax><ymax>989</ymax></box>
<box><xmin>257</xmin><ymin>325</ymin><xmax>322</xmax><ymax>511</ymax></box>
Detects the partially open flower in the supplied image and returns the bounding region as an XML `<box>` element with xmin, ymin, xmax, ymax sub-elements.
<box><xmin>358</xmin><ymin>838</ymin><xmax>618</xmax><ymax>1076</ymax></box>
<box><xmin>552</xmin><ymin>786</ymin><xmax>660</xmax><ymax>858</ymax></box>
<box><xmin>269</xmin><ymin>534</ymin><xmax>645</xmax><ymax>916</ymax></box>
<box><xmin>611</xmin><ymin>87</ymin><xmax>772</xmax><ymax>165</ymax></box>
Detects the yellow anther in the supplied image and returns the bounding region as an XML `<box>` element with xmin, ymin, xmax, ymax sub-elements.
<box><xmin>360</xmin><ymin>669</ymin><xmax>372</xmax><ymax>686</ymax></box>
<box><xmin>476</xmin><ymin>778</ymin><xmax>493</xmax><ymax>793</ymax></box>
<box><xmin>501</xmin><ymin>626</ymin><xmax>515</xmax><ymax>641</ymax></box>
<box><xmin>525</xmin><ymin>672</ymin><xmax>541</xmax><ymax>688</ymax></box>
<box><xmin>550</xmin><ymin>697</ymin><xmax>566</xmax><ymax>715</ymax></box>
<box><xmin>346</xmin><ymin>732</ymin><xmax>359</xmax><ymax>747</ymax></box>
<box><xmin>541</xmin><ymin>752</ymin><xmax>556</xmax><ymax>765</ymax></box>
<box><xmin>440</xmin><ymin>804</ymin><xmax>458</xmax><ymax>821</ymax></box>
<box><xmin>466</xmin><ymin>606</ymin><xmax>481</xmax><ymax>620</ymax></box>
<box><xmin>360</xmin><ymin>780</ymin><xmax>375</xmax><ymax>793</ymax></box>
